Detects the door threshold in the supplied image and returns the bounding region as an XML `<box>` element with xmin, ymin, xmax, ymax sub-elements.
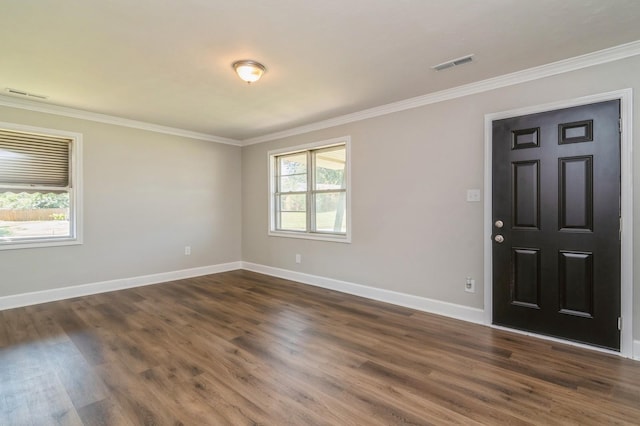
<box><xmin>490</xmin><ymin>324</ymin><xmax>621</xmax><ymax>357</ymax></box>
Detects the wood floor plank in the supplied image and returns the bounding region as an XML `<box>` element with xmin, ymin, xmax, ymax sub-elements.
<box><xmin>76</xmin><ymin>398</ymin><xmax>135</xmax><ymax>426</ymax></box>
<box><xmin>45</xmin><ymin>341</ymin><xmax>110</xmax><ymax>411</ymax></box>
<box><xmin>1</xmin><ymin>269</ymin><xmax>639</xmax><ymax>425</ymax></box>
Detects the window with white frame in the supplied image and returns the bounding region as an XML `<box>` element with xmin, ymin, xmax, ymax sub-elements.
<box><xmin>0</xmin><ymin>123</ymin><xmax>82</xmax><ymax>250</ymax></box>
<box><xmin>269</xmin><ymin>137</ymin><xmax>350</xmax><ymax>242</ymax></box>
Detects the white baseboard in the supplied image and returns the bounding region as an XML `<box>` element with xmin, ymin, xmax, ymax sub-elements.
<box><xmin>241</xmin><ymin>262</ymin><xmax>485</xmax><ymax>324</ymax></box>
<box><xmin>0</xmin><ymin>261</ymin><xmax>242</xmax><ymax>311</ymax></box>
<box><xmin>3</xmin><ymin>260</ymin><xmax>636</xmax><ymax>361</ymax></box>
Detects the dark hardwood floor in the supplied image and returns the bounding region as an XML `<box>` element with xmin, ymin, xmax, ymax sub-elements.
<box><xmin>1</xmin><ymin>270</ymin><xmax>639</xmax><ymax>425</ymax></box>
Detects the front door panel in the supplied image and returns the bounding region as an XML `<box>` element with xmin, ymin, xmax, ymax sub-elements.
<box><xmin>492</xmin><ymin>100</ymin><xmax>620</xmax><ymax>350</ymax></box>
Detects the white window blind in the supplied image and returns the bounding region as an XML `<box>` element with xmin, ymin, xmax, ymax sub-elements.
<box><xmin>0</xmin><ymin>128</ymin><xmax>71</xmax><ymax>190</ymax></box>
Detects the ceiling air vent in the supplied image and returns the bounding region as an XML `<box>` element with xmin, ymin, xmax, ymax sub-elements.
<box><xmin>5</xmin><ymin>88</ymin><xmax>48</xmax><ymax>100</ymax></box>
<box><xmin>431</xmin><ymin>54</ymin><xmax>474</xmax><ymax>71</ymax></box>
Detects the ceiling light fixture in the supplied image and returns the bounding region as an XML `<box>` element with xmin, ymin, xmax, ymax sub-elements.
<box><xmin>232</xmin><ymin>60</ymin><xmax>266</xmax><ymax>84</ymax></box>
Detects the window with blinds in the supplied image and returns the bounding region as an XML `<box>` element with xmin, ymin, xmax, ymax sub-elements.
<box><xmin>0</xmin><ymin>123</ymin><xmax>82</xmax><ymax>249</ymax></box>
<box><xmin>0</xmin><ymin>129</ymin><xmax>71</xmax><ymax>191</ymax></box>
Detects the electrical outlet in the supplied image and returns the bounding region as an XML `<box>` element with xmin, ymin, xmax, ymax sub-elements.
<box><xmin>185</xmin><ymin>246</ymin><xmax>191</xmax><ymax>256</ymax></box>
<box><xmin>295</xmin><ymin>254</ymin><xmax>301</xmax><ymax>264</ymax></box>
<box><xmin>465</xmin><ymin>277</ymin><xmax>475</xmax><ymax>293</ymax></box>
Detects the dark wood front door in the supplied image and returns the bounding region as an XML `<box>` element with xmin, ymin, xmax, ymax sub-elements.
<box><xmin>492</xmin><ymin>100</ymin><xmax>621</xmax><ymax>350</ymax></box>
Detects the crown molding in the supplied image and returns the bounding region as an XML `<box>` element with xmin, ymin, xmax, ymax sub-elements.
<box><xmin>0</xmin><ymin>94</ymin><xmax>242</xmax><ymax>146</ymax></box>
<box><xmin>241</xmin><ymin>39</ymin><xmax>640</xmax><ymax>146</ymax></box>
<box><xmin>2</xmin><ymin>40</ymin><xmax>639</xmax><ymax>147</ymax></box>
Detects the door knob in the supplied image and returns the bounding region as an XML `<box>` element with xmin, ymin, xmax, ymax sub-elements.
<box><xmin>494</xmin><ymin>220</ymin><xmax>504</xmax><ymax>228</ymax></box>
<box><xmin>494</xmin><ymin>235</ymin><xmax>504</xmax><ymax>243</ymax></box>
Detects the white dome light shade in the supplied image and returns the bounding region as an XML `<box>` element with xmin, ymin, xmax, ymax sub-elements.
<box><xmin>232</xmin><ymin>60</ymin><xmax>266</xmax><ymax>83</ymax></box>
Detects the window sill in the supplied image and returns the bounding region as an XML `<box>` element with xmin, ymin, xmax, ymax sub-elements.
<box><xmin>268</xmin><ymin>230</ymin><xmax>351</xmax><ymax>243</ymax></box>
<box><xmin>0</xmin><ymin>237</ymin><xmax>82</xmax><ymax>251</ymax></box>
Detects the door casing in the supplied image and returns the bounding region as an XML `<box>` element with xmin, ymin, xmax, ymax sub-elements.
<box><xmin>483</xmin><ymin>89</ymin><xmax>634</xmax><ymax>358</ymax></box>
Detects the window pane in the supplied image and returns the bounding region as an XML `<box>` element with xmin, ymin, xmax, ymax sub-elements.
<box><xmin>270</xmin><ymin>141</ymin><xmax>348</xmax><ymax>240</ymax></box>
<box><xmin>278</xmin><ymin>193</ymin><xmax>306</xmax><ymax>231</ymax></box>
<box><xmin>279</xmin><ymin>193</ymin><xmax>306</xmax><ymax>212</ymax></box>
<box><xmin>279</xmin><ymin>212</ymin><xmax>307</xmax><ymax>231</ymax></box>
<box><xmin>0</xmin><ymin>192</ymin><xmax>70</xmax><ymax>240</ymax></box>
<box><xmin>315</xmin><ymin>147</ymin><xmax>346</xmax><ymax>191</ymax></box>
<box><xmin>279</xmin><ymin>153</ymin><xmax>307</xmax><ymax>176</ymax></box>
<box><xmin>279</xmin><ymin>174</ymin><xmax>307</xmax><ymax>192</ymax></box>
<box><xmin>314</xmin><ymin>191</ymin><xmax>346</xmax><ymax>233</ymax></box>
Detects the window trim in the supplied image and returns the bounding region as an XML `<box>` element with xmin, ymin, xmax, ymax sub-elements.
<box><xmin>268</xmin><ymin>136</ymin><xmax>351</xmax><ymax>243</ymax></box>
<box><xmin>0</xmin><ymin>121</ymin><xmax>83</xmax><ymax>250</ymax></box>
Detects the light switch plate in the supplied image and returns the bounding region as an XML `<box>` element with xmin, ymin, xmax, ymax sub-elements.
<box><xmin>467</xmin><ymin>189</ymin><xmax>481</xmax><ymax>202</ymax></box>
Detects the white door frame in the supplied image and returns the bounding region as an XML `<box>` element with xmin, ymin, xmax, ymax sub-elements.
<box><xmin>483</xmin><ymin>89</ymin><xmax>634</xmax><ymax>358</ymax></box>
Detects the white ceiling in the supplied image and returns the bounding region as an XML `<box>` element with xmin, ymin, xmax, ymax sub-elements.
<box><xmin>2</xmin><ymin>0</ymin><xmax>640</xmax><ymax>142</ymax></box>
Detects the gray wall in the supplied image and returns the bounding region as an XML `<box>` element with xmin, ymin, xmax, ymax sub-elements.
<box><xmin>241</xmin><ymin>55</ymin><xmax>640</xmax><ymax>339</ymax></box>
<box><xmin>0</xmin><ymin>106</ymin><xmax>242</xmax><ymax>297</ymax></box>
<box><xmin>1</xmin><ymin>55</ymin><xmax>638</xmax><ymax>341</ymax></box>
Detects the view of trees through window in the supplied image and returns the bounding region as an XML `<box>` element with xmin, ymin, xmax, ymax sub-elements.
<box><xmin>0</xmin><ymin>192</ymin><xmax>70</xmax><ymax>239</ymax></box>
<box><xmin>277</xmin><ymin>145</ymin><xmax>346</xmax><ymax>234</ymax></box>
